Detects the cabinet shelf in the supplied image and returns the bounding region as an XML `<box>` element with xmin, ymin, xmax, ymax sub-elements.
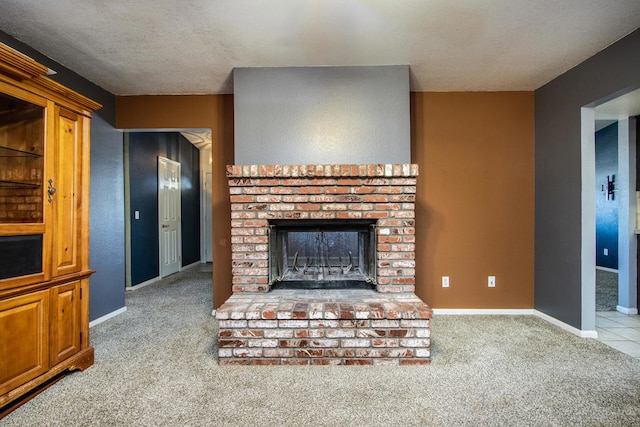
<box><xmin>0</xmin><ymin>145</ymin><xmax>42</xmax><ymax>158</ymax></box>
<box><xmin>0</xmin><ymin>180</ymin><xmax>41</xmax><ymax>189</ymax></box>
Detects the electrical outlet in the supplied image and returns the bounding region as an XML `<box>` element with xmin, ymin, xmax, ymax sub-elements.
<box><xmin>488</xmin><ymin>276</ymin><xmax>496</xmax><ymax>287</ymax></box>
<box><xmin>442</xmin><ymin>276</ymin><xmax>449</xmax><ymax>288</ymax></box>
<box><xmin>604</xmin><ymin>248</ymin><xmax>609</xmax><ymax>256</ymax></box>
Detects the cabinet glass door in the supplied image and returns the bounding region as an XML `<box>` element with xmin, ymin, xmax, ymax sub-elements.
<box><xmin>0</xmin><ymin>91</ymin><xmax>46</xmax><ymax>281</ymax></box>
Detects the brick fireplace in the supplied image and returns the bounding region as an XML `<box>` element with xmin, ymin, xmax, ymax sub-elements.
<box><xmin>216</xmin><ymin>164</ymin><xmax>432</xmax><ymax>365</ymax></box>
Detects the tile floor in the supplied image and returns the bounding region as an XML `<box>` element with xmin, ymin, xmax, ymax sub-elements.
<box><xmin>596</xmin><ymin>311</ymin><xmax>640</xmax><ymax>360</ymax></box>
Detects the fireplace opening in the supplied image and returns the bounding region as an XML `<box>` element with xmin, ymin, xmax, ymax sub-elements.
<box><xmin>269</xmin><ymin>220</ymin><xmax>376</xmax><ymax>289</ymax></box>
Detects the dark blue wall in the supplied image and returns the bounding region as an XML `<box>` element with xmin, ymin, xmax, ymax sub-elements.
<box><xmin>128</xmin><ymin>132</ymin><xmax>200</xmax><ymax>285</ymax></box>
<box><xmin>595</xmin><ymin>123</ymin><xmax>618</xmax><ymax>269</ymax></box>
<box><xmin>535</xmin><ymin>28</ymin><xmax>640</xmax><ymax>329</ymax></box>
<box><xmin>0</xmin><ymin>30</ymin><xmax>125</xmax><ymax>322</ymax></box>
<box><xmin>90</xmin><ymin>116</ymin><xmax>125</xmax><ymax>319</ymax></box>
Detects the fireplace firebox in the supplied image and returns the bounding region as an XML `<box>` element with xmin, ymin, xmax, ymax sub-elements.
<box><xmin>269</xmin><ymin>220</ymin><xmax>376</xmax><ymax>289</ymax></box>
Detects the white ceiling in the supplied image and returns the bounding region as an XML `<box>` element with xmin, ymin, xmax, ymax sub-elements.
<box><xmin>1</xmin><ymin>0</ymin><xmax>639</xmax><ymax>96</ymax></box>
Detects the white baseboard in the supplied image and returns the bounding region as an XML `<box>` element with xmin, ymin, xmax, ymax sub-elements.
<box><xmin>127</xmin><ymin>276</ymin><xmax>161</xmax><ymax>291</ymax></box>
<box><xmin>432</xmin><ymin>308</ymin><xmax>598</xmax><ymax>338</ymax></box>
<box><xmin>432</xmin><ymin>308</ymin><xmax>535</xmax><ymax>315</ymax></box>
<box><xmin>533</xmin><ymin>310</ymin><xmax>598</xmax><ymax>338</ymax></box>
<box><xmin>89</xmin><ymin>307</ymin><xmax>127</xmax><ymax>328</ymax></box>
<box><xmin>595</xmin><ymin>266</ymin><xmax>618</xmax><ymax>273</ymax></box>
<box><xmin>617</xmin><ymin>305</ymin><xmax>639</xmax><ymax>315</ymax></box>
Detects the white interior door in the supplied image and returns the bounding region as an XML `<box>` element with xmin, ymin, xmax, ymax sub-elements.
<box><xmin>158</xmin><ymin>156</ymin><xmax>181</xmax><ymax>278</ymax></box>
<box><xmin>205</xmin><ymin>172</ymin><xmax>213</xmax><ymax>263</ymax></box>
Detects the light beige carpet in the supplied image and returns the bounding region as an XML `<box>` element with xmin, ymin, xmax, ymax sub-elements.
<box><xmin>4</xmin><ymin>264</ymin><xmax>640</xmax><ymax>426</ymax></box>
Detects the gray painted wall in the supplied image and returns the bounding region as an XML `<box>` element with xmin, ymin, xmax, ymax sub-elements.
<box><xmin>535</xmin><ymin>28</ymin><xmax>640</xmax><ymax>329</ymax></box>
<box><xmin>90</xmin><ymin>115</ymin><xmax>125</xmax><ymax>320</ymax></box>
<box><xmin>234</xmin><ymin>65</ymin><xmax>410</xmax><ymax>165</ymax></box>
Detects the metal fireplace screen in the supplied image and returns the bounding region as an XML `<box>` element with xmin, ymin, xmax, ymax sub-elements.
<box><xmin>269</xmin><ymin>220</ymin><xmax>376</xmax><ymax>289</ymax></box>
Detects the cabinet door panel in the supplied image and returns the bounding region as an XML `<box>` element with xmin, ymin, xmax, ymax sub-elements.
<box><xmin>0</xmin><ymin>290</ymin><xmax>49</xmax><ymax>395</ymax></box>
<box><xmin>51</xmin><ymin>109</ymin><xmax>82</xmax><ymax>276</ymax></box>
<box><xmin>50</xmin><ymin>281</ymin><xmax>80</xmax><ymax>365</ymax></box>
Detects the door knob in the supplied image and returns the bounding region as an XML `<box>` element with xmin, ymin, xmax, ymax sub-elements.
<box><xmin>162</xmin><ymin>224</ymin><xmax>169</xmax><ymax>228</ymax></box>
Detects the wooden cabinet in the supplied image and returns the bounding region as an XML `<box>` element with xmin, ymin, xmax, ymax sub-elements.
<box><xmin>0</xmin><ymin>44</ymin><xmax>100</xmax><ymax>415</ymax></box>
<box><xmin>0</xmin><ymin>290</ymin><xmax>49</xmax><ymax>397</ymax></box>
<box><xmin>50</xmin><ymin>280</ymin><xmax>81</xmax><ymax>366</ymax></box>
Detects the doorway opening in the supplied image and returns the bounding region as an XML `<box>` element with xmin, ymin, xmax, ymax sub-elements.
<box><xmin>581</xmin><ymin>89</ymin><xmax>640</xmax><ymax>334</ymax></box>
<box><xmin>124</xmin><ymin>129</ymin><xmax>210</xmax><ymax>288</ymax></box>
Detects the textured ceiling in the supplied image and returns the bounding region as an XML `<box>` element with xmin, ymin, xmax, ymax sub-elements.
<box><xmin>0</xmin><ymin>0</ymin><xmax>639</xmax><ymax>96</ymax></box>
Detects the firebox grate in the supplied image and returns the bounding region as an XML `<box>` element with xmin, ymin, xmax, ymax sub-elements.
<box><xmin>269</xmin><ymin>220</ymin><xmax>376</xmax><ymax>289</ymax></box>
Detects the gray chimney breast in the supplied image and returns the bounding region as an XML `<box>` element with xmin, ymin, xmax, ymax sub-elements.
<box><xmin>233</xmin><ymin>65</ymin><xmax>410</xmax><ymax>165</ymax></box>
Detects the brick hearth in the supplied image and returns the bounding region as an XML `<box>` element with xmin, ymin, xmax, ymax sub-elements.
<box><xmin>218</xmin><ymin>164</ymin><xmax>431</xmax><ymax>365</ymax></box>
<box><xmin>217</xmin><ymin>290</ymin><xmax>431</xmax><ymax>365</ymax></box>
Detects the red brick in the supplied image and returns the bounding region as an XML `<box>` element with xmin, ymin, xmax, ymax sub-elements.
<box><xmin>232</xmin><ymin>330</ymin><xmax>263</xmax><ymax>338</ymax></box>
<box><xmin>340</xmin><ymin>339</ymin><xmax>370</xmax><ymax>348</ymax></box>
<box><xmin>264</xmin><ymin>329</ymin><xmax>294</xmax><ymax>339</ymax></box>
<box><xmin>280</xmin><ymin>339</ymin><xmax>309</xmax><ymax>348</ymax></box>
<box><xmin>297</xmin><ymin>186</ymin><xmax>323</xmax><ymax>194</ymax></box>
<box><xmin>325</xmin><ymin>348</ymin><xmax>356</xmax><ymax>358</ymax></box>
<box><xmin>310</xmin><ymin>319</ymin><xmax>339</xmax><ymax>328</ymax></box>
<box><xmin>340</xmin><ymin>319</ymin><xmax>369</xmax><ymax>328</ymax></box>
<box><xmin>230</xmin><ymin>195</ymin><xmax>254</xmax><ymax>203</ymax></box>
<box><xmin>247</xmin><ymin>339</ymin><xmax>278</xmax><ymax>348</ymax></box>
<box><xmin>400</xmin><ymin>339</ymin><xmax>430</xmax><ymax>348</ymax></box>
<box><xmin>295</xmin><ymin>329</ymin><xmax>324</xmax><ymax>338</ymax></box>
<box><xmin>363</xmin><ymin>212</ymin><xmax>388</xmax><ymax>219</ymax></box>
<box><xmin>295</xmin><ymin>349</ymin><xmax>323</xmax><ymax>357</ymax></box>
<box><xmin>388</xmin><ymin>329</ymin><xmax>412</xmax><ymax>338</ymax></box>
<box><xmin>233</xmin><ymin>348</ymin><xmax>263</xmax><ymax>357</ymax></box>
<box><xmin>271</xmin><ymin>187</ymin><xmax>296</xmax><ymax>194</ymax></box>
<box><xmin>372</xmin><ymin>339</ymin><xmax>399</xmax><ymax>348</ymax></box>
<box><xmin>310</xmin><ymin>339</ymin><xmax>339</xmax><ymax>348</ymax></box>
<box><xmin>400</xmin><ymin>359</ymin><xmax>430</xmax><ymax>365</ymax></box>
<box><xmin>355</xmin><ymin>349</ymin><xmax>386</xmax><ymax>358</ymax></box>
<box><xmin>218</xmin><ymin>339</ymin><xmax>247</xmax><ymax>347</ymax></box>
<box><xmin>325</xmin><ymin>187</ymin><xmax>349</xmax><ymax>194</ymax></box>
<box><xmin>254</xmin><ymin>179</ymin><xmax>280</xmax><ymax>186</ymax></box>
<box><xmin>337</xmin><ymin>179</ymin><xmax>361</xmax><ymax>186</ymax></box>
<box><xmin>248</xmin><ymin>320</ymin><xmax>278</xmax><ymax>328</ymax></box>
<box><xmin>263</xmin><ymin>348</ymin><xmax>294</xmax><ymax>357</ymax></box>
<box><xmin>336</xmin><ymin>212</ymin><xmax>363</xmax><ymax>219</ymax></box>
<box><xmin>356</xmin><ymin>329</ymin><xmax>386</xmax><ymax>338</ymax></box>
<box><xmin>326</xmin><ymin>329</ymin><xmax>356</xmax><ymax>338</ymax></box>
<box><xmin>345</xmin><ymin>359</ymin><xmax>373</xmax><ymax>365</ymax></box>
<box><xmin>297</xmin><ymin>203</ymin><xmax>322</xmax><ymax>211</ymax></box>
<box><xmin>249</xmin><ymin>359</ymin><xmax>280</xmax><ymax>365</ymax></box>
<box><xmin>279</xmin><ymin>320</ymin><xmax>309</xmax><ymax>328</ymax></box>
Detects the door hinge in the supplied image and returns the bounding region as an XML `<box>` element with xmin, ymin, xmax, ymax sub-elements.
<box><xmin>80</xmin><ymin>288</ymin><xmax>83</xmax><ymax>299</ymax></box>
<box><xmin>80</xmin><ymin>331</ymin><xmax>83</xmax><ymax>342</ymax></box>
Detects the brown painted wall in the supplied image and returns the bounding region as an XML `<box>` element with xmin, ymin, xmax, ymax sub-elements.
<box><xmin>116</xmin><ymin>95</ymin><xmax>234</xmax><ymax>308</ymax></box>
<box><xmin>116</xmin><ymin>91</ymin><xmax>534</xmax><ymax>310</ymax></box>
<box><xmin>411</xmin><ymin>92</ymin><xmax>534</xmax><ymax>308</ymax></box>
